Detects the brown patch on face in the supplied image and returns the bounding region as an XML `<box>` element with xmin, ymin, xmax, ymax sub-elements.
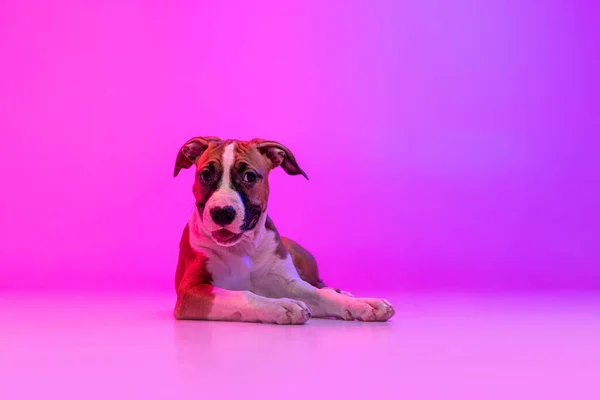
<box><xmin>233</xmin><ymin>142</ymin><xmax>270</xmax><ymax>203</ymax></box>
<box><xmin>281</xmin><ymin>236</ymin><xmax>326</xmax><ymax>289</ymax></box>
<box><xmin>173</xmin><ymin>225</ymin><xmax>215</xmax><ymax>320</ymax></box>
<box><xmin>264</xmin><ymin>216</ymin><xmax>289</xmax><ymax>259</ymax></box>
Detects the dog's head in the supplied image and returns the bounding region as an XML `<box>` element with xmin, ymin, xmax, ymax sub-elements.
<box><xmin>174</xmin><ymin>137</ymin><xmax>308</xmax><ymax>246</ymax></box>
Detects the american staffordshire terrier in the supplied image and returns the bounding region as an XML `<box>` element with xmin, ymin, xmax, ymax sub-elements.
<box><xmin>173</xmin><ymin>137</ymin><xmax>395</xmax><ymax>324</ymax></box>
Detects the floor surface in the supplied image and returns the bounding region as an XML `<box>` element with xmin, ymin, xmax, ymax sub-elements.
<box><xmin>1</xmin><ymin>292</ymin><xmax>599</xmax><ymax>399</ymax></box>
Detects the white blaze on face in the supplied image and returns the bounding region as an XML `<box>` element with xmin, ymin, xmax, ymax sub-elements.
<box><xmin>202</xmin><ymin>142</ymin><xmax>246</xmax><ymax>233</ymax></box>
<box><xmin>220</xmin><ymin>143</ymin><xmax>235</xmax><ymax>191</ymax></box>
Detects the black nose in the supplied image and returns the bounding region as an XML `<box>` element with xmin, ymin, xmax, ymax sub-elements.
<box><xmin>210</xmin><ymin>206</ymin><xmax>237</xmax><ymax>226</ymax></box>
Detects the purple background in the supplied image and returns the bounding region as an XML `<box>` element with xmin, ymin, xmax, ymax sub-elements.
<box><xmin>1</xmin><ymin>0</ymin><xmax>598</xmax><ymax>293</ymax></box>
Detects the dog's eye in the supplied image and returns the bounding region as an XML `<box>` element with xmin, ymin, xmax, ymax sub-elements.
<box><xmin>199</xmin><ymin>170</ymin><xmax>212</xmax><ymax>182</ymax></box>
<box><xmin>243</xmin><ymin>171</ymin><xmax>257</xmax><ymax>183</ymax></box>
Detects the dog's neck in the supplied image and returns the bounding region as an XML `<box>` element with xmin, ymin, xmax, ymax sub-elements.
<box><xmin>187</xmin><ymin>207</ymin><xmax>269</xmax><ymax>256</ymax></box>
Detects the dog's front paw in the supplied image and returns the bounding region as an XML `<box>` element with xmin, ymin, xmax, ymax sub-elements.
<box><xmin>342</xmin><ymin>298</ymin><xmax>395</xmax><ymax>322</ymax></box>
<box><xmin>256</xmin><ymin>298</ymin><xmax>312</xmax><ymax>325</ymax></box>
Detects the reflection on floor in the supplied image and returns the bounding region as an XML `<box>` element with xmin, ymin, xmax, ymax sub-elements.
<box><xmin>1</xmin><ymin>291</ymin><xmax>598</xmax><ymax>399</ymax></box>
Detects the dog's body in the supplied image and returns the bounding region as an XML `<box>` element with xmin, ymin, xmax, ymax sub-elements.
<box><xmin>173</xmin><ymin>137</ymin><xmax>394</xmax><ymax>324</ymax></box>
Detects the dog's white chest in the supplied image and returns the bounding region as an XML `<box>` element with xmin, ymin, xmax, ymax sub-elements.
<box><xmin>207</xmin><ymin>255</ymin><xmax>257</xmax><ymax>291</ymax></box>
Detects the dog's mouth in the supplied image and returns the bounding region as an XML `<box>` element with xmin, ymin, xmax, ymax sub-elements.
<box><xmin>211</xmin><ymin>228</ymin><xmax>243</xmax><ymax>246</ymax></box>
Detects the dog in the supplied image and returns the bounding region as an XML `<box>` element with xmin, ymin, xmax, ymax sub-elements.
<box><xmin>172</xmin><ymin>137</ymin><xmax>395</xmax><ymax>324</ymax></box>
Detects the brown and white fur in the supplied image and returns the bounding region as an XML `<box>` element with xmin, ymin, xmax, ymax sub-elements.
<box><xmin>173</xmin><ymin>137</ymin><xmax>395</xmax><ymax>324</ymax></box>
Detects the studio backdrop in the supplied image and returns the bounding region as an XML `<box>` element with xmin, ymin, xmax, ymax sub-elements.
<box><xmin>0</xmin><ymin>1</ymin><xmax>597</xmax><ymax>292</ymax></box>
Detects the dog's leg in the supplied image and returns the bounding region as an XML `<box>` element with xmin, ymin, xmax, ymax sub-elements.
<box><xmin>254</xmin><ymin>262</ymin><xmax>395</xmax><ymax>322</ymax></box>
<box><xmin>291</xmin><ymin>283</ymin><xmax>394</xmax><ymax>321</ymax></box>
<box><xmin>281</xmin><ymin>236</ymin><xmax>354</xmax><ymax>296</ymax></box>
<box><xmin>174</xmin><ymin>284</ymin><xmax>312</xmax><ymax>324</ymax></box>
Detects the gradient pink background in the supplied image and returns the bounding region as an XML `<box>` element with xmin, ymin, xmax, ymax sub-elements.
<box><xmin>1</xmin><ymin>0</ymin><xmax>598</xmax><ymax>293</ymax></box>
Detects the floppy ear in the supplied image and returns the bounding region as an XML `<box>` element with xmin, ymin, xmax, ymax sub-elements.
<box><xmin>173</xmin><ymin>136</ymin><xmax>221</xmax><ymax>177</ymax></box>
<box><xmin>254</xmin><ymin>140</ymin><xmax>308</xmax><ymax>180</ymax></box>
